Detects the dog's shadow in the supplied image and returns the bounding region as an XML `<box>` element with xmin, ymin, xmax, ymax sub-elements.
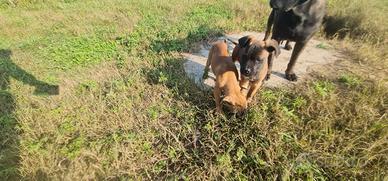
<box><xmin>141</xmin><ymin>25</ymin><xmax>283</xmax><ymax>178</ymax></box>
<box><xmin>145</xmin><ymin>26</ymin><xmax>246</xmax><ymax>128</ymax></box>
<box><xmin>145</xmin><ymin>56</ymin><xmax>212</xmax><ymax>110</ymax></box>
<box><xmin>146</xmin><ymin>25</ymin><xmax>223</xmax><ymax>109</ymax></box>
<box><xmin>271</xmin><ymin>71</ymin><xmax>286</xmax><ymax>79</ymax></box>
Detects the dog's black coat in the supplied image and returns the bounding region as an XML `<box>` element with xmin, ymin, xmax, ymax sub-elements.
<box><xmin>270</xmin><ymin>0</ymin><xmax>326</xmax><ymax>42</ymax></box>
<box><xmin>264</xmin><ymin>0</ymin><xmax>326</xmax><ymax>81</ymax></box>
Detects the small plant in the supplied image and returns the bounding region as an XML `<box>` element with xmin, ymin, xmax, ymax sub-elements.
<box><xmin>147</xmin><ymin>106</ymin><xmax>160</xmax><ymax>120</ymax></box>
<box><xmin>236</xmin><ymin>147</ymin><xmax>246</xmax><ymax>161</ymax></box>
<box><xmin>158</xmin><ymin>71</ymin><xmax>168</xmax><ymax>83</ymax></box>
<box><xmin>216</xmin><ymin>153</ymin><xmax>233</xmax><ymax>174</ymax></box>
<box><xmin>58</xmin><ymin>120</ymin><xmax>76</xmax><ymax>134</ymax></box>
<box><xmin>316</xmin><ymin>43</ymin><xmax>330</xmax><ymax>49</ymax></box>
<box><xmin>78</xmin><ymin>80</ymin><xmax>98</xmax><ymax>93</ymax></box>
<box><xmin>60</xmin><ymin>136</ymin><xmax>86</xmax><ymax>159</ymax></box>
<box><xmin>313</xmin><ymin>81</ymin><xmax>335</xmax><ymax>97</ymax></box>
<box><xmin>294</xmin><ymin>161</ymin><xmax>326</xmax><ymax>181</ymax></box>
<box><xmin>339</xmin><ymin>74</ymin><xmax>362</xmax><ymax>87</ymax></box>
<box><xmin>292</xmin><ymin>96</ymin><xmax>307</xmax><ymax>109</ymax></box>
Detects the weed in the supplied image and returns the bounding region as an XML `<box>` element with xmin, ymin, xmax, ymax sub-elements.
<box><xmin>216</xmin><ymin>153</ymin><xmax>233</xmax><ymax>174</ymax></box>
<box><xmin>339</xmin><ymin>74</ymin><xmax>362</xmax><ymax>87</ymax></box>
<box><xmin>316</xmin><ymin>43</ymin><xmax>330</xmax><ymax>49</ymax></box>
<box><xmin>313</xmin><ymin>80</ymin><xmax>335</xmax><ymax>97</ymax></box>
<box><xmin>60</xmin><ymin>136</ymin><xmax>86</xmax><ymax>159</ymax></box>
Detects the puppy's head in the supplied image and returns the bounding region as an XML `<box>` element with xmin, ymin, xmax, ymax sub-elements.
<box><xmin>232</xmin><ymin>35</ymin><xmax>256</xmax><ymax>62</ymax></box>
<box><xmin>221</xmin><ymin>94</ymin><xmax>248</xmax><ymax>114</ymax></box>
<box><xmin>270</xmin><ymin>0</ymin><xmax>308</xmax><ymax>11</ymax></box>
<box><xmin>239</xmin><ymin>39</ymin><xmax>280</xmax><ymax>81</ymax></box>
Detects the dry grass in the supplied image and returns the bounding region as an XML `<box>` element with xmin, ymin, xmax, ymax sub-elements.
<box><xmin>323</xmin><ymin>0</ymin><xmax>388</xmax><ymax>69</ymax></box>
<box><xmin>0</xmin><ymin>0</ymin><xmax>387</xmax><ymax>180</ymax></box>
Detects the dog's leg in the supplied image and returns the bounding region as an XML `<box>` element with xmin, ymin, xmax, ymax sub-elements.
<box><xmin>214</xmin><ymin>83</ymin><xmax>222</xmax><ymax>113</ymax></box>
<box><xmin>265</xmin><ymin>38</ymin><xmax>281</xmax><ymax>80</ymax></box>
<box><xmin>264</xmin><ymin>10</ymin><xmax>274</xmax><ymax>41</ymax></box>
<box><xmin>266</xmin><ymin>53</ymin><xmax>274</xmax><ymax>80</ymax></box>
<box><xmin>285</xmin><ymin>40</ymin><xmax>308</xmax><ymax>81</ymax></box>
<box><xmin>239</xmin><ymin>76</ymin><xmax>250</xmax><ymax>97</ymax></box>
<box><xmin>232</xmin><ymin>45</ymin><xmax>240</xmax><ymax>62</ymax></box>
<box><xmin>246</xmin><ymin>80</ymin><xmax>264</xmax><ymax>103</ymax></box>
<box><xmin>284</xmin><ymin>40</ymin><xmax>292</xmax><ymax>51</ymax></box>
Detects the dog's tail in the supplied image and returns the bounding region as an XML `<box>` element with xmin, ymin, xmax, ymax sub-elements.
<box><xmin>226</xmin><ymin>38</ymin><xmax>238</xmax><ymax>45</ymax></box>
<box><xmin>203</xmin><ymin>44</ymin><xmax>214</xmax><ymax>80</ymax></box>
<box><xmin>206</xmin><ymin>46</ymin><xmax>213</xmax><ymax>68</ymax></box>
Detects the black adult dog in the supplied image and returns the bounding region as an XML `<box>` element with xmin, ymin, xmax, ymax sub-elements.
<box><xmin>264</xmin><ymin>0</ymin><xmax>326</xmax><ymax>81</ymax></box>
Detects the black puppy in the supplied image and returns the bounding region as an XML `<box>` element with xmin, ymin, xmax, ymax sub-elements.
<box><xmin>264</xmin><ymin>0</ymin><xmax>326</xmax><ymax>81</ymax></box>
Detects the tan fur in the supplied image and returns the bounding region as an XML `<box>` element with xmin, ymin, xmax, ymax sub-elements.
<box><xmin>203</xmin><ymin>40</ymin><xmax>247</xmax><ymax>113</ymax></box>
<box><xmin>232</xmin><ymin>36</ymin><xmax>279</xmax><ymax>103</ymax></box>
<box><xmin>239</xmin><ymin>44</ymin><xmax>268</xmax><ymax>103</ymax></box>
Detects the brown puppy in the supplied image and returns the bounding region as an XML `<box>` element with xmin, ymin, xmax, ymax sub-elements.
<box><xmin>203</xmin><ymin>40</ymin><xmax>247</xmax><ymax>114</ymax></box>
<box><xmin>231</xmin><ymin>36</ymin><xmax>280</xmax><ymax>103</ymax></box>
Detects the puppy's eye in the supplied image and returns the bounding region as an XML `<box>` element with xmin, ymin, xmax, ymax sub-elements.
<box><xmin>226</xmin><ymin>102</ymin><xmax>234</xmax><ymax>107</ymax></box>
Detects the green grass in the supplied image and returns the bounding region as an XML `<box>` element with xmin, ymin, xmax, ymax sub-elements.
<box><xmin>40</xmin><ymin>36</ymin><xmax>118</xmax><ymax>70</ymax></box>
<box><xmin>0</xmin><ymin>0</ymin><xmax>387</xmax><ymax>180</ymax></box>
<box><xmin>339</xmin><ymin>74</ymin><xmax>362</xmax><ymax>87</ymax></box>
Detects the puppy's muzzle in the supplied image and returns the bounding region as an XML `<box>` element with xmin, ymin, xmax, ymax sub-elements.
<box><xmin>242</xmin><ymin>68</ymin><xmax>252</xmax><ymax>76</ymax></box>
<box><xmin>242</xmin><ymin>63</ymin><xmax>265</xmax><ymax>81</ymax></box>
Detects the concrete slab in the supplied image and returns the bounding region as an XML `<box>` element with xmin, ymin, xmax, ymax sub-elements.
<box><xmin>183</xmin><ymin>32</ymin><xmax>341</xmax><ymax>90</ymax></box>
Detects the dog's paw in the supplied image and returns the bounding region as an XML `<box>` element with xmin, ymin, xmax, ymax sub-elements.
<box><xmin>202</xmin><ymin>72</ymin><xmax>209</xmax><ymax>80</ymax></box>
<box><xmin>202</xmin><ymin>69</ymin><xmax>209</xmax><ymax>80</ymax></box>
<box><xmin>284</xmin><ymin>44</ymin><xmax>292</xmax><ymax>51</ymax></box>
<box><xmin>265</xmin><ymin>73</ymin><xmax>271</xmax><ymax>81</ymax></box>
<box><xmin>202</xmin><ymin>74</ymin><xmax>208</xmax><ymax>80</ymax></box>
<box><xmin>247</xmin><ymin>97</ymin><xmax>253</xmax><ymax>104</ymax></box>
<box><xmin>285</xmin><ymin>73</ymin><xmax>298</xmax><ymax>81</ymax></box>
<box><xmin>215</xmin><ymin>109</ymin><xmax>224</xmax><ymax>115</ymax></box>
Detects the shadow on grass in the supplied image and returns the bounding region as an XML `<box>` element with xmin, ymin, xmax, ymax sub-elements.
<box><xmin>146</xmin><ymin>25</ymin><xmax>224</xmax><ymax>108</ymax></box>
<box><xmin>150</xmin><ymin>25</ymin><xmax>224</xmax><ymax>53</ymax></box>
<box><xmin>0</xmin><ymin>49</ymin><xmax>59</xmax><ymax>179</ymax></box>
<box><xmin>323</xmin><ymin>15</ymin><xmax>365</xmax><ymax>40</ymax></box>
<box><xmin>143</xmin><ymin>27</ymin><xmax>221</xmax><ymax>178</ymax></box>
<box><xmin>142</xmin><ymin>25</ymin><xmax>269</xmax><ymax>178</ymax></box>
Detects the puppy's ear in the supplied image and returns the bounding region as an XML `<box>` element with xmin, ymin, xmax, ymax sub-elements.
<box><xmin>297</xmin><ymin>0</ymin><xmax>309</xmax><ymax>5</ymax></box>
<box><xmin>222</xmin><ymin>96</ymin><xmax>235</xmax><ymax>106</ymax></box>
<box><xmin>238</xmin><ymin>35</ymin><xmax>255</xmax><ymax>48</ymax></box>
<box><xmin>231</xmin><ymin>46</ymin><xmax>240</xmax><ymax>62</ymax></box>
<box><xmin>265</xmin><ymin>39</ymin><xmax>281</xmax><ymax>57</ymax></box>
